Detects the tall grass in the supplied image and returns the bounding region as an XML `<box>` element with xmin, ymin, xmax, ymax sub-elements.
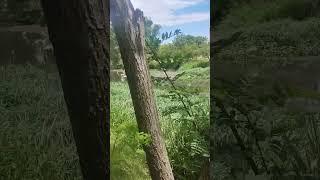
<box><xmin>0</xmin><ymin>64</ymin><xmax>209</xmax><ymax>179</ymax></box>
<box><xmin>0</xmin><ymin>65</ymin><xmax>151</xmax><ymax>180</ymax></box>
<box><xmin>111</xmin><ymin>81</ymin><xmax>210</xmax><ymax>179</ymax></box>
<box><xmin>0</xmin><ymin>64</ymin><xmax>81</xmax><ymax>180</ymax></box>
<box><xmin>110</xmin><ymin>82</ymin><xmax>150</xmax><ymax>180</ymax></box>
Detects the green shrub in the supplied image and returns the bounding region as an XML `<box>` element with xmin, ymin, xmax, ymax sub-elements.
<box><xmin>179</xmin><ymin>57</ymin><xmax>209</xmax><ymax>71</ymax></box>
<box><xmin>157</xmin><ymin>35</ymin><xmax>209</xmax><ymax>70</ymax></box>
<box><xmin>148</xmin><ymin>59</ymin><xmax>160</xmax><ymax>69</ymax></box>
<box><xmin>158</xmin><ymin>44</ymin><xmax>191</xmax><ymax>70</ymax></box>
<box><xmin>158</xmin><ymin>86</ymin><xmax>209</xmax><ymax>179</ymax></box>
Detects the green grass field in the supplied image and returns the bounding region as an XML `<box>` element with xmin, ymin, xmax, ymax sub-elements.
<box><xmin>0</xmin><ymin>64</ymin><xmax>209</xmax><ymax>180</ymax></box>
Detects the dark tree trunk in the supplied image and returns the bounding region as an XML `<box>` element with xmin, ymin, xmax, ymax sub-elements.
<box><xmin>198</xmin><ymin>158</ymin><xmax>210</xmax><ymax>180</ymax></box>
<box><xmin>41</xmin><ymin>1</ymin><xmax>109</xmax><ymax>179</ymax></box>
<box><xmin>110</xmin><ymin>0</ymin><xmax>174</xmax><ymax>179</ymax></box>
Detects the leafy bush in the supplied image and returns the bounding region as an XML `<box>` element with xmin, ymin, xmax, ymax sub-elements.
<box><xmin>157</xmin><ymin>87</ymin><xmax>209</xmax><ymax>179</ymax></box>
<box><xmin>157</xmin><ymin>35</ymin><xmax>209</xmax><ymax>70</ymax></box>
<box><xmin>158</xmin><ymin>44</ymin><xmax>192</xmax><ymax>70</ymax></box>
<box><xmin>148</xmin><ymin>59</ymin><xmax>160</xmax><ymax>69</ymax></box>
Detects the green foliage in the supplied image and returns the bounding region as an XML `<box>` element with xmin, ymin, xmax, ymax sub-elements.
<box><xmin>157</xmin><ymin>44</ymin><xmax>189</xmax><ymax>70</ymax></box>
<box><xmin>111</xmin><ymin>18</ymin><xmax>209</xmax><ymax>71</ymax></box>
<box><xmin>213</xmin><ymin>0</ymin><xmax>246</xmax><ymax>25</ymax></box>
<box><xmin>276</xmin><ymin>0</ymin><xmax>319</xmax><ymax>20</ymax></box>
<box><xmin>150</xmin><ymin>65</ymin><xmax>209</xmax><ymax>180</ymax></box>
<box><xmin>0</xmin><ymin>64</ymin><xmax>209</xmax><ymax>179</ymax></box>
<box><xmin>159</xmin><ymin>89</ymin><xmax>209</xmax><ymax>179</ymax></box>
<box><xmin>172</xmin><ymin>34</ymin><xmax>208</xmax><ymax>48</ymax></box>
<box><xmin>216</xmin><ymin>0</ymin><xmax>320</xmax><ymax>32</ymax></box>
<box><xmin>144</xmin><ymin>17</ymin><xmax>162</xmax><ymax>52</ymax></box>
<box><xmin>110</xmin><ymin>15</ymin><xmax>209</xmax><ymax>179</ymax></box>
<box><xmin>111</xmin><ymin>80</ymin><xmax>209</xmax><ymax>180</ymax></box>
<box><xmin>110</xmin><ymin>82</ymin><xmax>150</xmax><ymax>179</ymax></box>
<box><xmin>110</xmin><ymin>27</ymin><xmax>123</xmax><ymax>69</ymax></box>
<box><xmin>0</xmin><ymin>64</ymin><xmax>82</xmax><ymax>180</ymax></box>
<box><xmin>148</xmin><ymin>59</ymin><xmax>160</xmax><ymax>69</ymax></box>
<box><xmin>216</xmin><ymin>18</ymin><xmax>320</xmax><ymax>61</ymax></box>
<box><xmin>170</xmin><ymin>67</ymin><xmax>210</xmax><ymax>94</ymax></box>
<box><xmin>178</xmin><ymin>57</ymin><xmax>209</xmax><ymax>71</ymax></box>
<box><xmin>0</xmin><ymin>65</ymin><xmax>154</xmax><ymax>180</ymax></box>
<box><xmin>213</xmin><ymin>1</ymin><xmax>320</xmax><ymax>177</ymax></box>
<box><xmin>212</xmin><ymin>73</ymin><xmax>320</xmax><ymax>179</ymax></box>
<box><xmin>147</xmin><ymin>29</ymin><xmax>183</xmax><ymax>70</ymax></box>
<box><xmin>157</xmin><ymin>35</ymin><xmax>209</xmax><ymax>70</ymax></box>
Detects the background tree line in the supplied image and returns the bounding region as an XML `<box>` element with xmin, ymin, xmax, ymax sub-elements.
<box><xmin>111</xmin><ymin>17</ymin><xmax>209</xmax><ymax>71</ymax></box>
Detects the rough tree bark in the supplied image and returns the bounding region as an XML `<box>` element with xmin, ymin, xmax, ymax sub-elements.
<box><xmin>110</xmin><ymin>0</ymin><xmax>175</xmax><ymax>179</ymax></box>
<box><xmin>41</xmin><ymin>1</ymin><xmax>109</xmax><ymax>179</ymax></box>
<box><xmin>198</xmin><ymin>158</ymin><xmax>210</xmax><ymax>180</ymax></box>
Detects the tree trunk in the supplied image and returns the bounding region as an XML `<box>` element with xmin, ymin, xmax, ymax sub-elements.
<box><xmin>41</xmin><ymin>1</ymin><xmax>109</xmax><ymax>179</ymax></box>
<box><xmin>110</xmin><ymin>0</ymin><xmax>174</xmax><ymax>179</ymax></box>
<box><xmin>198</xmin><ymin>158</ymin><xmax>210</xmax><ymax>180</ymax></box>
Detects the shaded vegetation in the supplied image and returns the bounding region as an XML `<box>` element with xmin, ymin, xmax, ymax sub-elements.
<box><xmin>0</xmin><ymin>65</ymin><xmax>81</xmax><ymax>180</ymax></box>
<box><xmin>212</xmin><ymin>0</ymin><xmax>320</xmax><ymax>179</ymax></box>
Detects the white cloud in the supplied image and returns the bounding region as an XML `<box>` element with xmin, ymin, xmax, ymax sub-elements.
<box><xmin>130</xmin><ymin>0</ymin><xmax>209</xmax><ymax>26</ymax></box>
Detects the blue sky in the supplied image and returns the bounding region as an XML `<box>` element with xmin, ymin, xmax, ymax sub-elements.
<box><xmin>131</xmin><ymin>0</ymin><xmax>210</xmax><ymax>43</ymax></box>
